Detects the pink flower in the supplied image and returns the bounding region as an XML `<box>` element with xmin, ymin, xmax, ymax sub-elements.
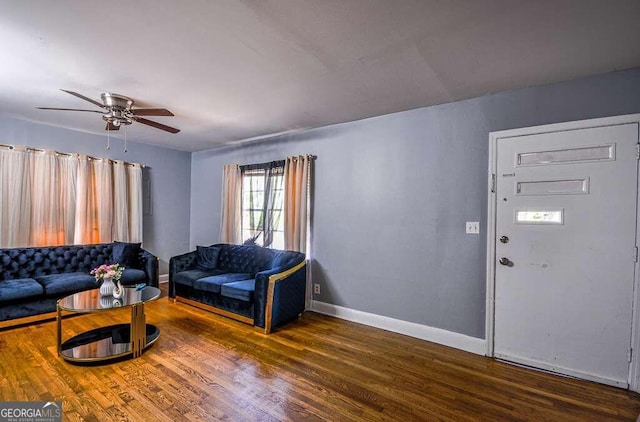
<box><xmin>90</xmin><ymin>263</ymin><xmax>125</xmax><ymax>282</ymax></box>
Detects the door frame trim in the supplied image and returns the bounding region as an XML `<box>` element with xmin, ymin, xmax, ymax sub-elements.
<box><xmin>486</xmin><ymin>113</ymin><xmax>640</xmax><ymax>391</ymax></box>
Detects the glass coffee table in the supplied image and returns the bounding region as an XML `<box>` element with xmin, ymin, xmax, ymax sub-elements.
<box><xmin>56</xmin><ymin>286</ymin><xmax>161</xmax><ymax>363</ymax></box>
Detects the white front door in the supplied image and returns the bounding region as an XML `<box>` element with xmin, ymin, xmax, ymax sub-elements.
<box><xmin>493</xmin><ymin>122</ymin><xmax>639</xmax><ymax>388</ymax></box>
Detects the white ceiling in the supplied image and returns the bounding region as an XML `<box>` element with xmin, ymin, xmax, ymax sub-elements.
<box><xmin>1</xmin><ymin>0</ymin><xmax>639</xmax><ymax>152</ymax></box>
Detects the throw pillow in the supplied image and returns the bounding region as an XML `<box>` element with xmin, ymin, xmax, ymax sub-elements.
<box><xmin>196</xmin><ymin>246</ymin><xmax>220</xmax><ymax>271</ymax></box>
<box><xmin>112</xmin><ymin>241</ymin><xmax>142</xmax><ymax>268</ymax></box>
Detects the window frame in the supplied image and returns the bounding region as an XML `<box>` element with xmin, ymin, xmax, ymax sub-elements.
<box><xmin>240</xmin><ymin>161</ymin><xmax>285</xmax><ymax>249</ymax></box>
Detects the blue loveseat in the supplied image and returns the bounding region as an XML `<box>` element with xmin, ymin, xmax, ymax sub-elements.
<box><xmin>0</xmin><ymin>242</ymin><xmax>158</xmax><ymax>325</ymax></box>
<box><xmin>169</xmin><ymin>244</ymin><xmax>306</xmax><ymax>333</ymax></box>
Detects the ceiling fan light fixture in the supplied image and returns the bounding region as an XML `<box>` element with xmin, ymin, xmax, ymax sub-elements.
<box><xmin>101</xmin><ymin>93</ymin><xmax>133</xmax><ymax>110</ymax></box>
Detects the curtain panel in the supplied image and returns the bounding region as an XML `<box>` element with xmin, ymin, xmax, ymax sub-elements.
<box><xmin>127</xmin><ymin>163</ymin><xmax>143</xmax><ymax>242</ymax></box>
<box><xmin>111</xmin><ymin>160</ymin><xmax>143</xmax><ymax>242</ymax></box>
<box><xmin>262</xmin><ymin>164</ymin><xmax>284</xmax><ymax>247</ymax></box>
<box><xmin>29</xmin><ymin>149</ymin><xmax>78</xmax><ymax>246</ymax></box>
<box><xmin>0</xmin><ymin>146</ymin><xmax>143</xmax><ymax>248</ymax></box>
<box><xmin>284</xmin><ymin>155</ymin><xmax>312</xmax><ymax>253</ymax></box>
<box><xmin>112</xmin><ymin>160</ymin><xmax>130</xmax><ymax>242</ymax></box>
<box><xmin>220</xmin><ymin>164</ymin><xmax>242</xmax><ymax>244</ymax></box>
<box><xmin>0</xmin><ymin>146</ymin><xmax>30</xmax><ymax>247</ymax></box>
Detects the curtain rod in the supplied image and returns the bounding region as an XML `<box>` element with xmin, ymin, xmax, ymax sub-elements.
<box><xmin>240</xmin><ymin>154</ymin><xmax>317</xmax><ymax>168</ymax></box>
<box><xmin>0</xmin><ymin>143</ymin><xmax>146</xmax><ymax>168</ymax></box>
<box><xmin>290</xmin><ymin>154</ymin><xmax>317</xmax><ymax>160</ymax></box>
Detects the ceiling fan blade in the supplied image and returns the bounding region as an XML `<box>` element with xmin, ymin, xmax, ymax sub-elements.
<box><xmin>105</xmin><ymin>122</ymin><xmax>120</xmax><ymax>131</ymax></box>
<box><xmin>131</xmin><ymin>108</ymin><xmax>174</xmax><ymax>116</ymax></box>
<box><xmin>60</xmin><ymin>89</ymin><xmax>104</xmax><ymax>108</ymax></box>
<box><xmin>135</xmin><ymin>117</ymin><xmax>180</xmax><ymax>134</ymax></box>
<box><xmin>37</xmin><ymin>107</ymin><xmax>104</xmax><ymax>113</ymax></box>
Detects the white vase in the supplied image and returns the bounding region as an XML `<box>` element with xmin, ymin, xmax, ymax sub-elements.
<box><xmin>99</xmin><ymin>296</ymin><xmax>113</xmax><ymax>308</ymax></box>
<box><xmin>99</xmin><ymin>277</ymin><xmax>116</xmax><ymax>297</ymax></box>
<box><xmin>113</xmin><ymin>280</ymin><xmax>125</xmax><ymax>299</ymax></box>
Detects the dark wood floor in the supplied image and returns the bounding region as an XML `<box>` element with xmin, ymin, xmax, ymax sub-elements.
<box><xmin>1</xmin><ymin>286</ymin><xmax>640</xmax><ymax>421</ymax></box>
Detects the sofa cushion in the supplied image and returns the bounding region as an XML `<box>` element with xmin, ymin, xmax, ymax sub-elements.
<box><xmin>35</xmin><ymin>272</ymin><xmax>96</xmax><ymax>296</ymax></box>
<box><xmin>174</xmin><ymin>269</ymin><xmax>225</xmax><ymax>288</ymax></box>
<box><xmin>196</xmin><ymin>246</ymin><xmax>220</xmax><ymax>271</ymax></box>
<box><xmin>119</xmin><ymin>269</ymin><xmax>147</xmax><ymax>286</ymax></box>
<box><xmin>194</xmin><ymin>273</ymin><xmax>252</xmax><ymax>294</ymax></box>
<box><xmin>0</xmin><ymin>278</ymin><xmax>44</xmax><ymax>304</ymax></box>
<box><xmin>112</xmin><ymin>242</ymin><xmax>141</xmax><ymax>268</ymax></box>
<box><xmin>221</xmin><ymin>279</ymin><xmax>255</xmax><ymax>302</ymax></box>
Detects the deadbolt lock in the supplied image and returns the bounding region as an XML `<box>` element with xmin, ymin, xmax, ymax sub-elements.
<box><xmin>499</xmin><ymin>235</ymin><xmax>509</xmax><ymax>244</ymax></box>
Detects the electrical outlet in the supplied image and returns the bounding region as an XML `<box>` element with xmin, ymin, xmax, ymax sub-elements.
<box><xmin>314</xmin><ymin>283</ymin><xmax>321</xmax><ymax>294</ymax></box>
<box><xmin>466</xmin><ymin>221</ymin><xmax>480</xmax><ymax>234</ymax></box>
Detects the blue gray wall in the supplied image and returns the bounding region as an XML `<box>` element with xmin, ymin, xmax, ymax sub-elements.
<box><xmin>0</xmin><ymin>116</ymin><xmax>192</xmax><ymax>274</ymax></box>
<box><xmin>191</xmin><ymin>68</ymin><xmax>640</xmax><ymax>339</ymax></box>
<box><xmin>5</xmin><ymin>68</ymin><xmax>637</xmax><ymax>339</ymax></box>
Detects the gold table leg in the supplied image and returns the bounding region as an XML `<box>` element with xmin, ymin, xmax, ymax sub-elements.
<box><xmin>131</xmin><ymin>302</ymin><xmax>146</xmax><ymax>358</ymax></box>
<box><xmin>56</xmin><ymin>300</ymin><xmax>62</xmax><ymax>357</ymax></box>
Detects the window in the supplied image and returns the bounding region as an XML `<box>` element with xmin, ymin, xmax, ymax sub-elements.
<box><xmin>221</xmin><ymin>155</ymin><xmax>313</xmax><ymax>252</ymax></box>
<box><xmin>240</xmin><ymin>162</ymin><xmax>285</xmax><ymax>249</ymax></box>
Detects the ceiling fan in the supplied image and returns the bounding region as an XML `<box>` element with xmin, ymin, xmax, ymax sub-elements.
<box><xmin>37</xmin><ymin>89</ymin><xmax>180</xmax><ymax>134</ymax></box>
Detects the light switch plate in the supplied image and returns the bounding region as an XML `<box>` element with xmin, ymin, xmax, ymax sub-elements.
<box><xmin>466</xmin><ymin>221</ymin><xmax>480</xmax><ymax>234</ymax></box>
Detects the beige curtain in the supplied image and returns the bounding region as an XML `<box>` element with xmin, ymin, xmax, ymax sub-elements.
<box><xmin>29</xmin><ymin>150</ymin><xmax>77</xmax><ymax>246</ymax></box>
<box><xmin>127</xmin><ymin>163</ymin><xmax>143</xmax><ymax>242</ymax></box>
<box><xmin>0</xmin><ymin>147</ymin><xmax>143</xmax><ymax>248</ymax></box>
<box><xmin>74</xmin><ymin>154</ymin><xmax>95</xmax><ymax>244</ymax></box>
<box><xmin>0</xmin><ymin>146</ymin><xmax>30</xmax><ymax>247</ymax></box>
<box><xmin>94</xmin><ymin>158</ymin><xmax>113</xmax><ymax>242</ymax></box>
<box><xmin>220</xmin><ymin>164</ymin><xmax>242</xmax><ymax>244</ymax></box>
<box><xmin>75</xmin><ymin>155</ymin><xmax>114</xmax><ymax>244</ymax></box>
<box><xmin>58</xmin><ymin>153</ymin><xmax>78</xmax><ymax>245</ymax></box>
<box><xmin>283</xmin><ymin>155</ymin><xmax>312</xmax><ymax>253</ymax></box>
<box><xmin>112</xmin><ymin>160</ymin><xmax>131</xmax><ymax>242</ymax></box>
<box><xmin>28</xmin><ymin>150</ymin><xmax>57</xmax><ymax>246</ymax></box>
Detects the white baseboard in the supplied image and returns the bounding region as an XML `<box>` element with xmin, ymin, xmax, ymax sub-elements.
<box><xmin>310</xmin><ymin>301</ymin><xmax>486</xmax><ymax>355</ymax></box>
<box><xmin>159</xmin><ymin>274</ymin><xmax>169</xmax><ymax>284</ymax></box>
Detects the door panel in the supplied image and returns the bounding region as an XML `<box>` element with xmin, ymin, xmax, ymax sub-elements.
<box><xmin>494</xmin><ymin>123</ymin><xmax>639</xmax><ymax>387</ymax></box>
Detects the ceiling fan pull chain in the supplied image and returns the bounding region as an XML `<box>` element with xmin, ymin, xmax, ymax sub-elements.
<box><xmin>124</xmin><ymin>127</ymin><xmax>127</xmax><ymax>153</ymax></box>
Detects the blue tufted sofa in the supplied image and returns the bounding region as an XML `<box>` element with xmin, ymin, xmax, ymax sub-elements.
<box><xmin>169</xmin><ymin>244</ymin><xmax>306</xmax><ymax>333</ymax></box>
<box><xmin>0</xmin><ymin>242</ymin><xmax>158</xmax><ymax>324</ymax></box>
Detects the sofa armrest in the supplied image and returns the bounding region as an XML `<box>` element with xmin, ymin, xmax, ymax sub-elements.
<box><xmin>140</xmin><ymin>250</ymin><xmax>159</xmax><ymax>287</ymax></box>
<box><xmin>254</xmin><ymin>259</ymin><xmax>307</xmax><ymax>333</ymax></box>
<box><xmin>169</xmin><ymin>251</ymin><xmax>197</xmax><ymax>298</ymax></box>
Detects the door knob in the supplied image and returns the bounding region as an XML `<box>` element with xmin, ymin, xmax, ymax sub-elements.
<box><xmin>499</xmin><ymin>235</ymin><xmax>509</xmax><ymax>244</ymax></box>
<box><xmin>499</xmin><ymin>257</ymin><xmax>513</xmax><ymax>267</ymax></box>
